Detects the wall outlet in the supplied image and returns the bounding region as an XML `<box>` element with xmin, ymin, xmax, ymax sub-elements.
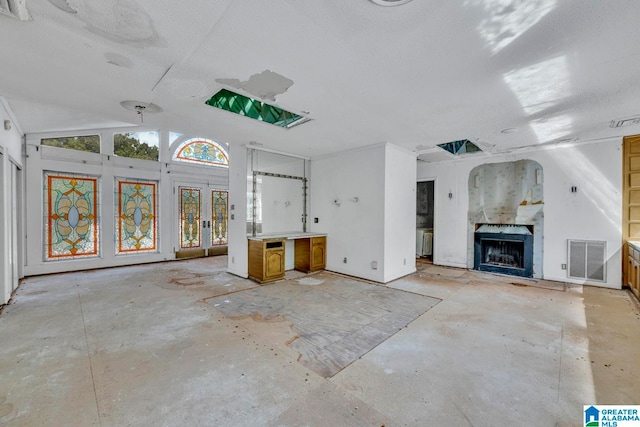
<box><xmin>232</xmin><ymin>256</ymin><xmax>235</xmax><ymax>263</ymax></box>
<box><xmin>561</xmin><ymin>263</ymin><xmax>567</xmax><ymax>270</ymax></box>
<box><xmin>403</xmin><ymin>258</ymin><xmax>406</xmax><ymax>266</ymax></box>
<box><xmin>314</xmin><ymin>217</ymin><xmax>319</xmax><ymax>223</ymax></box>
<box><xmin>343</xmin><ymin>257</ymin><xmax>347</xmax><ymax>264</ymax></box>
<box><xmin>372</xmin><ymin>261</ymin><xmax>378</xmax><ymax>270</ymax></box>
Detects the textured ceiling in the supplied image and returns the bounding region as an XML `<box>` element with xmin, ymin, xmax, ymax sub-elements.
<box><xmin>1</xmin><ymin>0</ymin><xmax>640</xmax><ymax>161</ymax></box>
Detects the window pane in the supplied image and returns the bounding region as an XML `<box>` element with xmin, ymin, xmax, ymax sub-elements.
<box><xmin>173</xmin><ymin>138</ymin><xmax>229</xmax><ymax>167</ymax></box>
<box><xmin>42</xmin><ymin>135</ymin><xmax>100</xmax><ymax>153</ymax></box>
<box><xmin>212</xmin><ymin>190</ymin><xmax>228</xmax><ymax>246</ymax></box>
<box><xmin>115</xmin><ymin>178</ymin><xmax>158</xmax><ymax>254</ymax></box>
<box><xmin>179</xmin><ymin>187</ymin><xmax>201</xmax><ymax>249</ymax></box>
<box><xmin>114</xmin><ymin>131</ymin><xmax>159</xmax><ymax>161</ymax></box>
<box><xmin>44</xmin><ymin>172</ymin><xmax>100</xmax><ymax>260</ymax></box>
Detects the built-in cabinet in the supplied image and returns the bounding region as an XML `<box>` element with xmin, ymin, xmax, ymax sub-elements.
<box><xmin>248</xmin><ymin>238</ymin><xmax>286</xmax><ymax>283</ymax></box>
<box><xmin>627</xmin><ymin>242</ymin><xmax>640</xmax><ymax>299</ymax></box>
<box><xmin>295</xmin><ymin>236</ymin><xmax>326</xmax><ymax>273</ymax></box>
<box><xmin>248</xmin><ymin>234</ymin><xmax>327</xmax><ymax>283</ymax></box>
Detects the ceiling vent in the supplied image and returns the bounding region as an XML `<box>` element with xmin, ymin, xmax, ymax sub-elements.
<box><xmin>610</xmin><ymin>115</ymin><xmax>640</xmax><ymax>128</ymax></box>
<box><xmin>369</xmin><ymin>0</ymin><xmax>413</xmax><ymax>6</ymax></box>
<box><xmin>0</xmin><ymin>0</ymin><xmax>30</xmax><ymax>20</ymax></box>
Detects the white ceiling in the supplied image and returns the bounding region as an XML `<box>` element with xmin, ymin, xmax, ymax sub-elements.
<box><xmin>2</xmin><ymin>0</ymin><xmax>640</xmax><ymax>161</ymax></box>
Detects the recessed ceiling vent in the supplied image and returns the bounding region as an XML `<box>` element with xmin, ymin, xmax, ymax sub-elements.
<box><xmin>0</xmin><ymin>0</ymin><xmax>30</xmax><ymax>20</ymax></box>
<box><xmin>369</xmin><ymin>0</ymin><xmax>413</xmax><ymax>6</ymax></box>
<box><xmin>437</xmin><ymin>139</ymin><xmax>482</xmax><ymax>156</ymax></box>
<box><xmin>610</xmin><ymin>114</ymin><xmax>640</xmax><ymax>128</ymax></box>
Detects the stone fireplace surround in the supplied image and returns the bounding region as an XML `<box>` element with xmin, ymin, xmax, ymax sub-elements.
<box><xmin>467</xmin><ymin>160</ymin><xmax>544</xmax><ymax>278</ymax></box>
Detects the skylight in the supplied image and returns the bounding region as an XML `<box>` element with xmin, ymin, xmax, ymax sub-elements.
<box><xmin>205</xmin><ymin>89</ymin><xmax>309</xmax><ymax>128</ymax></box>
<box><xmin>437</xmin><ymin>139</ymin><xmax>482</xmax><ymax>155</ymax></box>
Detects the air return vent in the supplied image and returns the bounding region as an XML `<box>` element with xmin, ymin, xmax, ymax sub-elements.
<box><xmin>610</xmin><ymin>115</ymin><xmax>640</xmax><ymax>128</ymax></box>
<box><xmin>567</xmin><ymin>240</ymin><xmax>606</xmax><ymax>282</ymax></box>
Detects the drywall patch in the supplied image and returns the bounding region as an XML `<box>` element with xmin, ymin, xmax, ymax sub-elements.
<box><xmin>69</xmin><ymin>0</ymin><xmax>166</xmax><ymax>47</ymax></box>
<box><xmin>216</xmin><ymin>70</ymin><xmax>294</xmax><ymax>102</ymax></box>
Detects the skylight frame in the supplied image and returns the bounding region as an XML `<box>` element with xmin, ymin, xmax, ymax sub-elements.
<box><xmin>437</xmin><ymin>139</ymin><xmax>483</xmax><ymax>156</ymax></box>
<box><xmin>205</xmin><ymin>89</ymin><xmax>309</xmax><ymax>129</ymax></box>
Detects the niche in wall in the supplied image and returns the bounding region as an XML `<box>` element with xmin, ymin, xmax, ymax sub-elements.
<box><xmin>467</xmin><ymin>160</ymin><xmax>544</xmax><ymax>278</ymax></box>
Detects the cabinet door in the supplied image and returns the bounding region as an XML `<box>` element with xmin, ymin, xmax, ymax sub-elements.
<box><xmin>264</xmin><ymin>248</ymin><xmax>285</xmax><ymax>280</ymax></box>
<box><xmin>310</xmin><ymin>237</ymin><xmax>326</xmax><ymax>271</ymax></box>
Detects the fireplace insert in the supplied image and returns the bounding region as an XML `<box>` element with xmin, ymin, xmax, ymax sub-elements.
<box><xmin>474</xmin><ymin>224</ymin><xmax>533</xmax><ymax>278</ymax></box>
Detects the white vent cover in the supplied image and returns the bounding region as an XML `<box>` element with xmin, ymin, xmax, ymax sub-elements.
<box><xmin>610</xmin><ymin>115</ymin><xmax>640</xmax><ymax>128</ymax></box>
<box><xmin>567</xmin><ymin>240</ymin><xmax>606</xmax><ymax>282</ymax></box>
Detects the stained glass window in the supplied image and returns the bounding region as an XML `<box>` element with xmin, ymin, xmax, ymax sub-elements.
<box><xmin>212</xmin><ymin>190</ymin><xmax>228</xmax><ymax>246</ymax></box>
<box><xmin>205</xmin><ymin>89</ymin><xmax>310</xmax><ymax>128</ymax></box>
<box><xmin>115</xmin><ymin>179</ymin><xmax>157</xmax><ymax>254</ymax></box>
<box><xmin>179</xmin><ymin>187</ymin><xmax>201</xmax><ymax>249</ymax></box>
<box><xmin>173</xmin><ymin>138</ymin><xmax>229</xmax><ymax>167</ymax></box>
<box><xmin>44</xmin><ymin>172</ymin><xmax>99</xmax><ymax>260</ymax></box>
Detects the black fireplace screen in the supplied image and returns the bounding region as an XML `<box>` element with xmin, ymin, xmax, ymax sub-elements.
<box><xmin>482</xmin><ymin>239</ymin><xmax>523</xmax><ymax>268</ymax></box>
<box><xmin>474</xmin><ymin>230</ymin><xmax>533</xmax><ymax>278</ymax></box>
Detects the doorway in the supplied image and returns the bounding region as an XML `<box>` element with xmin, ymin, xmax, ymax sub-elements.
<box><xmin>175</xmin><ymin>183</ymin><xmax>228</xmax><ymax>259</ymax></box>
<box><xmin>416</xmin><ymin>180</ymin><xmax>434</xmax><ymax>259</ymax></box>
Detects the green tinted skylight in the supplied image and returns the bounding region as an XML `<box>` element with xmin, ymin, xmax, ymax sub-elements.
<box><xmin>437</xmin><ymin>139</ymin><xmax>482</xmax><ymax>155</ymax></box>
<box><xmin>205</xmin><ymin>89</ymin><xmax>308</xmax><ymax>128</ymax></box>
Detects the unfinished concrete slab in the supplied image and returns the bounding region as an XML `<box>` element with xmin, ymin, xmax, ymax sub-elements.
<box><xmin>208</xmin><ymin>271</ymin><xmax>440</xmax><ymax>377</ymax></box>
<box><xmin>0</xmin><ymin>256</ymin><xmax>639</xmax><ymax>426</ymax></box>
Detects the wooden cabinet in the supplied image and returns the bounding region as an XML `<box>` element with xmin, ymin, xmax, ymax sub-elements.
<box><xmin>248</xmin><ymin>238</ymin><xmax>285</xmax><ymax>283</ymax></box>
<box><xmin>295</xmin><ymin>236</ymin><xmax>326</xmax><ymax>273</ymax></box>
<box><xmin>628</xmin><ymin>243</ymin><xmax>640</xmax><ymax>299</ymax></box>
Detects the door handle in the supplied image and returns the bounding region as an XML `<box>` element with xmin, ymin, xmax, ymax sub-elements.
<box><xmin>202</xmin><ymin>220</ymin><xmax>206</xmax><ymax>228</ymax></box>
<box><xmin>207</xmin><ymin>221</ymin><xmax>211</xmax><ymax>228</ymax></box>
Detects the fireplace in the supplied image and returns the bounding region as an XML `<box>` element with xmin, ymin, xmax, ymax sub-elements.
<box><xmin>474</xmin><ymin>224</ymin><xmax>533</xmax><ymax>278</ymax></box>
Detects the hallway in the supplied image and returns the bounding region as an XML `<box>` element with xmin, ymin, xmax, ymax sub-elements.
<box><xmin>0</xmin><ymin>257</ymin><xmax>638</xmax><ymax>426</ymax></box>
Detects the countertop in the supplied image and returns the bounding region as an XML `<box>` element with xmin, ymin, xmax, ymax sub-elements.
<box><xmin>247</xmin><ymin>232</ymin><xmax>327</xmax><ymax>241</ymax></box>
<box><xmin>628</xmin><ymin>241</ymin><xmax>640</xmax><ymax>250</ymax></box>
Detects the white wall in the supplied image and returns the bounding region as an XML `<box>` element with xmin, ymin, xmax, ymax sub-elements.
<box><xmin>0</xmin><ymin>98</ymin><xmax>24</xmax><ymax>304</ymax></box>
<box><xmin>383</xmin><ymin>144</ymin><xmax>417</xmax><ymax>282</ymax></box>
<box><xmin>227</xmin><ymin>143</ymin><xmax>248</xmax><ymax>277</ymax></box>
<box><xmin>418</xmin><ymin>139</ymin><xmax>623</xmax><ymax>288</ymax></box>
<box><xmin>310</xmin><ymin>143</ymin><xmax>416</xmax><ymax>283</ymax></box>
<box><xmin>311</xmin><ymin>144</ymin><xmax>386</xmax><ymax>281</ymax></box>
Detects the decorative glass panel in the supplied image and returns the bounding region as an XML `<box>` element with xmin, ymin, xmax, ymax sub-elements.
<box><xmin>44</xmin><ymin>173</ymin><xmax>99</xmax><ymax>260</ymax></box>
<box><xmin>116</xmin><ymin>179</ymin><xmax>157</xmax><ymax>254</ymax></box>
<box><xmin>114</xmin><ymin>131</ymin><xmax>159</xmax><ymax>161</ymax></box>
<box><xmin>173</xmin><ymin>138</ymin><xmax>229</xmax><ymax>167</ymax></box>
<box><xmin>41</xmin><ymin>135</ymin><xmax>100</xmax><ymax>153</ymax></box>
<box><xmin>205</xmin><ymin>89</ymin><xmax>309</xmax><ymax>128</ymax></box>
<box><xmin>179</xmin><ymin>187</ymin><xmax>201</xmax><ymax>249</ymax></box>
<box><xmin>212</xmin><ymin>190</ymin><xmax>228</xmax><ymax>246</ymax></box>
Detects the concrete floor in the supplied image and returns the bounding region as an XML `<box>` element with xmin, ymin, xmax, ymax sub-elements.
<box><xmin>0</xmin><ymin>257</ymin><xmax>638</xmax><ymax>426</ymax></box>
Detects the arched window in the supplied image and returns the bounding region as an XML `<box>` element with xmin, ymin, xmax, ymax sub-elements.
<box><xmin>172</xmin><ymin>138</ymin><xmax>229</xmax><ymax>167</ymax></box>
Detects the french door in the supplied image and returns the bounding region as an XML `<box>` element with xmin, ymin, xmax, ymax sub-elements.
<box><xmin>176</xmin><ymin>183</ymin><xmax>228</xmax><ymax>258</ymax></box>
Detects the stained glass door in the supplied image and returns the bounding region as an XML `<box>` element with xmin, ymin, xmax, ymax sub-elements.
<box><xmin>176</xmin><ymin>184</ymin><xmax>228</xmax><ymax>258</ymax></box>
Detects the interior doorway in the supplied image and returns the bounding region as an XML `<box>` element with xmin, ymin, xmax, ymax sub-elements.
<box><xmin>175</xmin><ymin>182</ymin><xmax>228</xmax><ymax>259</ymax></box>
<box><xmin>416</xmin><ymin>180</ymin><xmax>434</xmax><ymax>259</ymax></box>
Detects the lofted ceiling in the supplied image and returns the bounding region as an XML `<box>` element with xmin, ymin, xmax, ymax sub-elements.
<box><xmin>1</xmin><ymin>0</ymin><xmax>640</xmax><ymax>161</ymax></box>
